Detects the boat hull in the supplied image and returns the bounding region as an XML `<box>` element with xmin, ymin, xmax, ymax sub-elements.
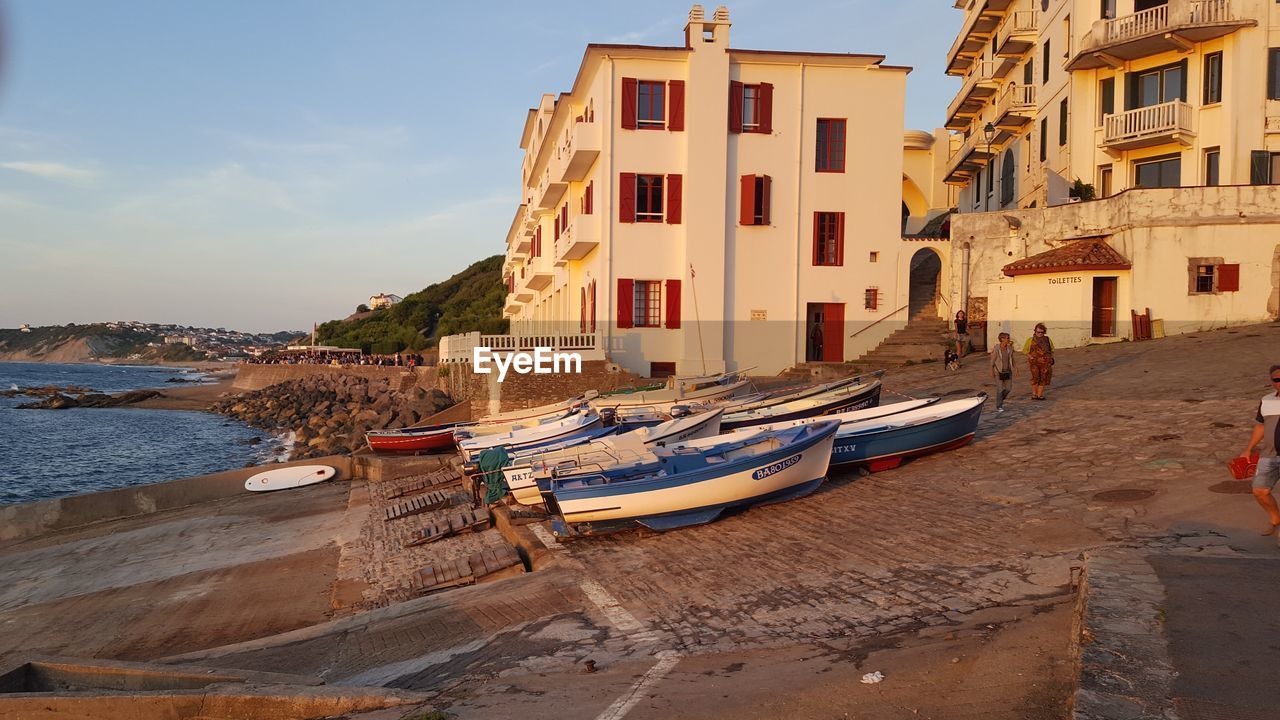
<box><xmin>829</xmin><ymin>398</ymin><xmax>984</xmax><ymax>471</ymax></box>
<box><xmin>365</xmin><ymin>427</ymin><xmax>458</xmax><ymax>454</ymax></box>
<box><xmin>505</xmin><ymin>408</ymin><xmax>725</xmax><ymax>506</ymax></box>
<box><xmin>720</xmin><ymin>384</ymin><xmax>882</xmax><ymax>431</ymax></box>
<box><xmin>550</xmin><ymin>423</ymin><xmax>837</xmax><ymax>531</ymax></box>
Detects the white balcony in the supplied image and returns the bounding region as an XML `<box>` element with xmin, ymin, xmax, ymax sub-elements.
<box><xmin>995</xmin><ymin>10</ymin><xmax>1037</xmax><ymax>58</ymax></box>
<box><xmin>534</xmin><ymin>167</ymin><xmax>568</xmax><ymax>211</ymax></box>
<box><xmin>946</xmin><ymin>61</ymin><xmax>999</xmax><ymax>130</ymax></box>
<box><xmin>1102</xmin><ymin>100</ymin><xmax>1196</xmax><ymax>152</ymax></box>
<box><xmin>503</xmin><ymin>296</ymin><xmax>523</xmax><ymax>317</ymax></box>
<box><xmin>944</xmin><ymin>132</ymin><xmax>995</xmax><ymax>186</ymax></box>
<box><xmin>439</xmin><ymin>331</ymin><xmax>605</xmax><ymax>363</ymax></box>
<box><xmin>993</xmin><ymin>84</ymin><xmax>1036</xmax><ymax>130</ymax></box>
<box><xmin>524</xmin><ymin>252</ymin><xmax>554</xmax><ymax>292</ymax></box>
<box><xmin>554</xmin><ymin>217</ymin><xmax>600</xmax><ymax>265</ymax></box>
<box><xmin>1068</xmin><ymin>0</ymin><xmax>1255</xmax><ymax>71</ymax></box>
<box><xmin>945</xmin><ymin>0</ymin><xmax>1017</xmax><ymax>75</ymax></box>
<box><xmin>559</xmin><ymin>120</ymin><xmax>600</xmax><ymax>183</ymax></box>
<box><xmin>512</xmin><ymin>229</ymin><xmax>532</xmax><ymax>255</ymax></box>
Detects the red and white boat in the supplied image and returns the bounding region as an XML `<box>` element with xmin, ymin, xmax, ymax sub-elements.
<box><xmin>365</xmin><ymin>423</ymin><xmax>465</xmax><ymax>454</ymax></box>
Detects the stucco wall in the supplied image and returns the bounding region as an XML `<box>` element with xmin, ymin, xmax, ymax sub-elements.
<box><xmin>952</xmin><ymin>185</ymin><xmax>1280</xmax><ymax>348</ymax></box>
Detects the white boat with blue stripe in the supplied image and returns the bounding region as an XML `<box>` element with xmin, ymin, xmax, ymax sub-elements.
<box><xmin>547</xmin><ymin>420</ymin><xmax>839</xmax><ymax>534</ymax></box>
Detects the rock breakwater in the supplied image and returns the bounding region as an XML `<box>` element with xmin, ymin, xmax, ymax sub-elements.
<box><xmin>213</xmin><ymin>374</ymin><xmax>454</xmax><ymax>460</ymax></box>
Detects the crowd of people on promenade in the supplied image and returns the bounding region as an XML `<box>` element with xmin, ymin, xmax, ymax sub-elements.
<box><xmin>244</xmin><ymin>351</ymin><xmax>431</xmax><ymax>368</ymax></box>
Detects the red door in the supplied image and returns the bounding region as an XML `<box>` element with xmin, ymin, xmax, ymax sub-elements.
<box><xmin>1091</xmin><ymin>277</ymin><xmax>1117</xmax><ymax>337</ymax></box>
<box><xmin>822</xmin><ymin>303</ymin><xmax>844</xmax><ymax>362</ymax></box>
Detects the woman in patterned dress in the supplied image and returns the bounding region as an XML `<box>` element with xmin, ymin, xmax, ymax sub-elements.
<box><xmin>1022</xmin><ymin>323</ymin><xmax>1054</xmax><ymax>400</ymax></box>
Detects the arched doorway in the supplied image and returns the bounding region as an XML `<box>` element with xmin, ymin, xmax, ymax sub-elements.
<box><xmin>909</xmin><ymin>247</ymin><xmax>942</xmax><ymax>320</ymax></box>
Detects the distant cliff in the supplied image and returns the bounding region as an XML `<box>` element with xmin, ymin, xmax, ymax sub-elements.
<box><xmin>317</xmin><ymin>255</ymin><xmax>508</xmax><ymax>354</ymax></box>
<box><xmin>0</xmin><ymin>325</ymin><xmax>205</xmax><ymax>364</ymax></box>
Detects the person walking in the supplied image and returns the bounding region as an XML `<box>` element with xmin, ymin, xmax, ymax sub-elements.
<box><xmin>990</xmin><ymin>331</ymin><xmax>1015</xmax><ymax>413</ymax></box>
<box><xmin>1240</xmin><ymin>365</ymin><xmax>1280</xmax><ymax>536</ymax></box>
<box><xmin>953</xmin><ymin>310</ymin><xmax>969</xmax><ymax>364</ymax></box>
<box><xmin>1022</xmin><ymin>323</ymin><xmax>1054</xmax><ymax>400</ymax></box>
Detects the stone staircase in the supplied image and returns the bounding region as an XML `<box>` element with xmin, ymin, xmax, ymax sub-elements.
<box><xmin>850</xmin><ymin>304</ymin><xmax>953</xmax><ymax>369</ymax></box>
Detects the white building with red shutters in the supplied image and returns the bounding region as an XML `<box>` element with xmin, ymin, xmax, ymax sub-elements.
<box><xmin>494</xmin><ymin>5</ymin><xmax>937</xmax><ymax>377</ymax></box>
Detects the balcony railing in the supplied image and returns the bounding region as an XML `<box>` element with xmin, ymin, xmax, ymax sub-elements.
<box><xmin>944</xmin><ymin>131</ymin><xmax>996</xmax><ymax>185</ymax></box>
<box><xmin>994</xmin><ymin>84</ymin><xmax>1036</xmax><ymax>126</ymax></box>
<box><xmin>439</xmin><ymin>331</ymin><xmax>604</xmax><ymax>363</ymax></box>
<box><xmin>554</xmin><ymin>217</ymin><xmax>600</xmax><ymax>264</ymax></box>
<box><xmin>558</xmin><ymin>119</ymin><xmax>600</xmax><ymax>183</ymax></box>
<box><xmin>946</xmin><ymin>60</ymin><xmax>998</xmax><ymax>127</ymax></box>
<box><xmin>1102</xmin><ymin>100</ymin><xmax>1196</xmax><ymax>151</ymax></box>
<box><xmin>995</xmin><ymin>10</ymin><xmax>1037</xmax><ymax>56</ymax></box>
<box><xmin>1070</xmin><ymin>0</ymin><xmax>1253</xmax><ymax>70</ymax></box>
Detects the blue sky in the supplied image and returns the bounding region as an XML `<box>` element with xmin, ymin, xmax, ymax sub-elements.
<box><xmin>0</xmin><ymin>1</ymin><xmax>960</xmax><ymax>332</ymax></box>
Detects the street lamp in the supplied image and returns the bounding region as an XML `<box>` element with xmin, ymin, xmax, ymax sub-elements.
<box><xmin>983</xmin><ymin>121</ymin><xmax>996</xmax><ymax>162</ymax></box>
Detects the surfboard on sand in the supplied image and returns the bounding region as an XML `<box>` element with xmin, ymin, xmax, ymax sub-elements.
<box><xmin>244</xmin><ymin>464</ymin><xmax>337</xmax><ymax>492</ymax></box>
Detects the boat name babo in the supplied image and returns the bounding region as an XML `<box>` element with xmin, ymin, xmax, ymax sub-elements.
<box><xmin>752</xmin><ymin>453</ymin><xmax>802</xmax><ymax>481</ymax></box>
<box><xmin>472</xmin><ymin>346</ymin><xmax>582</xmax><ymax>382</ymax></box>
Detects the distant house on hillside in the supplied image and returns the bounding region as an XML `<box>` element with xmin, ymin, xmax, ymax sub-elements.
<box><xmin>368</xmin><ymin>293</ymin><xmax>402</xmax><ymax>310</ymax></box>
<box><xmin>19</xmin><ymin>324</ymin><xmax>31</xmax><ymax>333</ymax></box>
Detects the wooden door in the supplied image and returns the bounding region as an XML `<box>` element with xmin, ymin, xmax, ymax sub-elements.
<box><xmin>1091</xmin><ymin>277</ymin><xmax>1117</xmax><ymax>337</ymax></box>
<box><xmin>822</xmin><ymin>303</ymin><xmax>845</xmax><ymax>362</ymax></box>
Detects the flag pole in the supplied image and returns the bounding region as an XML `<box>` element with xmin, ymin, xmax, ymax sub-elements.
<box><xmin>689</xmin><ymin>264</ymin><xmax>706</xmax><ymax>375</ymax></box>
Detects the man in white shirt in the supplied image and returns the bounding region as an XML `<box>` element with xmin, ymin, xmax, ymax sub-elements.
<box><xmin>1240</xmin><ymin>364</ymin><xmax>1280</xmax><ymax>536</ymax></box>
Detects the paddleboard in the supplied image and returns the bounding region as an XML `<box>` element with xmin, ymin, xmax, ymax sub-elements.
<box><xmin>244</xmin><ymin>464</ymin><xmax>336</xmax><ymax>492</ymax></box>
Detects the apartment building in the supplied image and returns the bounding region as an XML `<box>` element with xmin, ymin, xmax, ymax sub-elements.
<box><xmin>944</xmin><ymin>0</ymin><xmax>1280</xmax><ymax>348</ymax></box>
<box><xmin>500</xmin><ymin>6</ymin><xmax>920</xmax><ymax>376</ymax></box>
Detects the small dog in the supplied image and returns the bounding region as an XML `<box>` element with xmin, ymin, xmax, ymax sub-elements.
<box><xmin>943</xmin><ymin>348</ymin><xmax>961</xmax><ymax>371</ymax></box>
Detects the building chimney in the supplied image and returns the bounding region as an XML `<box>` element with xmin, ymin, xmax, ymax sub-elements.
<box><xmin>685</xmin><ymin>3</ymin><xmax>730</xmax><ymax>48</ymax></box>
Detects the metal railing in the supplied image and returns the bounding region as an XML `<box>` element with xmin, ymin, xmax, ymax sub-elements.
<box><xmin>1101</xmin><ymin>0</ymin><xmax>1233</xmax><ymax>45</ymax></box>
<box><xmin>996</xmin><ymin>9</ymin><xmax>1038</xmax><ymax>51</ymax></box>
<box><xmin>946</xmin><ymin>60</ymin><xmax>997</xmax><ymax>122</ymax></box>
<box><xmin>995</xmin><ymin>83</ymin><xmax>1036</xmax><ymax>119</ymax></box>
<box><xmin>1103</xmin><ymin>100</ymin><xmax>1194</xmax><ymax>145</ymax></box>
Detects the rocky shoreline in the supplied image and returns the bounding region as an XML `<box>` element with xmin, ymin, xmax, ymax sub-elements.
<box><xmin>212</xmin><ymin>374</ymin><xmax>454</xmax><ymax>460</ymax></box>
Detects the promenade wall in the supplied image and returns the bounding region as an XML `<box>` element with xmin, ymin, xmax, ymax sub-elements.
<box><xmin>232</xmin><ymin>364</ymin><xmax>438</xmax><ymax>393</ymax></box>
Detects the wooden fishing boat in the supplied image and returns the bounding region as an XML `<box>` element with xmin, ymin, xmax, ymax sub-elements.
<box><xmin>502</xmin><ymin>408</ymin><xmax>725</xmax><ymax>505</ymax></box>
<box><xmin>824</xmin><ymin>395</ymin><xmax>986</xmax><ymax>471</ymax></box>
<box><xmin>547</xmin><ymin>421</ymin><xmax>839</xmax><ymax>534</ymax></box>
<box><xmin>456</xmin><ymin>410</ymin><xmax>605</xmax><ymax>462</ymax></box>
<box><xmin>365</xmin><ymin>423</ymin><xmax>464</xmax><ymax>454</ymax></box>
<box><xmin>713</xmin><ymin>371</ymin><xmax>882</xmax><ymax>415</ymax></box>
<box><xmin>719</xmin><ymin>378</ymin><xmax>883</xmax><ymax>431</ymax></box>
<box><xmin>591</xmin><ymin>375</ymin><xmax>753</xmax><ymax>413</ymax></box>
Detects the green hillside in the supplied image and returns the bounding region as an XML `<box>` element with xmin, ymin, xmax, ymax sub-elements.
<box><xmin>317</xmin><ymin>255</ymin><xmax>509</xmax><ymax>354</ymax></box>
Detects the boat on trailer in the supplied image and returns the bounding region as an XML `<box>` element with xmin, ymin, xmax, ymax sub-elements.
<box><xmin>546</xmin><ymin>420</ymin><xmax>840</xmax><ymax>535</ymax></box>
<box><xmin>719</xmin><ymin>377</ymin><xmax>884</xmax><ymax>431</ymax></box>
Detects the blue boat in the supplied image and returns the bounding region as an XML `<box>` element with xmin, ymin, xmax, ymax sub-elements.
<box><xmin>825</xmin><ymin>395</ymin><xmax>986</xmax><ymax>471</ymax></box>
<box><xmin>548</xmin><ymin>420</ymin><xmax>840</xmax><ymax>534</ymax></box>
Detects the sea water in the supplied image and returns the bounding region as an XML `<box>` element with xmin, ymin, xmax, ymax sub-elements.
<box><xmin>0</xmin><ymin>362</ymin><xmax>277</xmax><ymax>505</ymax></box>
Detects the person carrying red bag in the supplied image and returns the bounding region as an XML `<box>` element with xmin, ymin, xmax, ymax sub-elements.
<box><xmin>1240</xmin><ymin>364</ymin><xmax>1280</xmax><ymax>537</ymax></box>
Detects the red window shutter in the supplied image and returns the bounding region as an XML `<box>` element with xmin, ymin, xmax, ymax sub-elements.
<box><xmin>621</xmin><ymin>78</ymin><xmax>637</xmax><ymax>130</ymax></box>
<box><xmin>1218</xmin><ymin>263</ymin><xmax>1240</xmax><ymax>292</ymax></box>
<box><xmin>589</xmin><ymin>280</ymin><xmax>597</xmax><ymax>333</ymax></box>
<box><xmin>836</xmin><ymin>212</ymin><xmax>845</xmax><ymax>266</ymax></box>
<box><xmin>666</xmin><ymin>174</ymin><xmax>682</xmax><ymax>224</ymax></box>
<box><xmin>619</xmin><ymin>172</ymin><xmax>636</xmax><ymax>223</ymax></box>
<box><xmin>617</xmin><ymin>279</ymin><xmax>634</xmax><ymax>329</ymax></box>
<box><xmin>812</xmin><ymin>212</ymin><xmax>820</xmax><ymax>265</ymax></box>
<box><xmin>761</xmin><ymin>175</ymin><xmax>772</xmax><ymax>225</ymax></box>
<box><xmin>759</xmin><ymin>82</ymin><xmax>773</xmax><ymax>134</ymax></box>
<box><xmin>668</xmin><ymin>80</ymin><xmax>685</xmax><ymax>132</ymax></box>
<box><xmin>554</xmin><ymin>216</ymin><xmax>560</xmax><ymax>240</ymax></box>
<box><xmin>665</xmin><ymin>279</ymin><xmax>682</xmax><ymax>329</ymax></box>
<box><xmin>739</xmin><ymin>175</ymin><xmax>756</xmax><ymax>226</ymax></box>
<box><xmin>585</xmin><ymin>181</ymin><xmax>593</xmax><ymax>215</ymax></box>
<box><xmin>580</xmin><ymin>288</ymin><xmax>587</xmax><ymax>334</ymax></box>
<box><xmin>729</xmin><ymin>80</ymin><xmax>743</xmax><ymax>133</ymax></box>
